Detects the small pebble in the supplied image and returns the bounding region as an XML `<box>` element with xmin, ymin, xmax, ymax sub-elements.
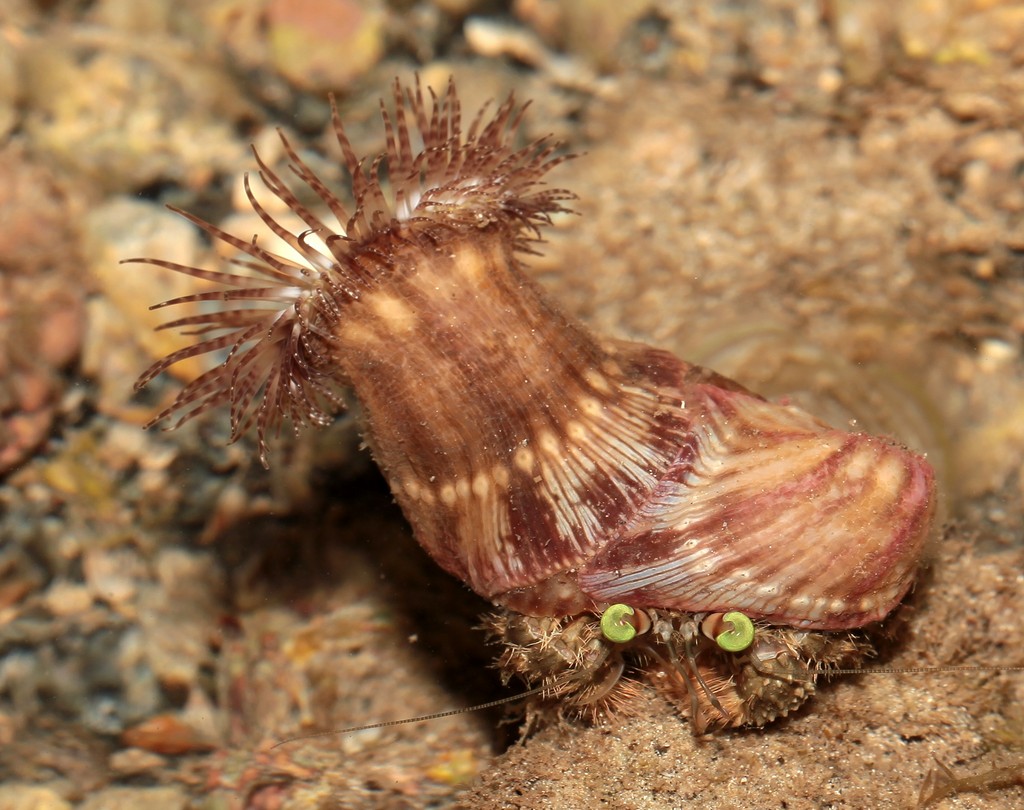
<box><xmin>107</xmin><ymin>747</ymin><xmax>168</xmax><ymax>776</ymax></box>
<box><xmin>0</xmin><ymin>785</ymin><xmax>72</xmax><ymax>810</ymax></box>
<box><xmin>266</xmin><ymin>0</ymin><xmax>386</xmax><ymax>91</ymax></box>
<box><xmin>42</xmin><ymin>581</ymin><xmax>93</xmax><ymax>618</ymax></box>
<box><xmin>76</xmin><ymin>786</ymin><xmax>190</xmax><ymax>810</ymax></box>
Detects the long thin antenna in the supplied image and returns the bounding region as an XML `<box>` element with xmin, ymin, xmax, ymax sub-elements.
<box><xmin>271</xmin><ymin>686</ymin><xmax>545</xmax><ymax>749</ymax></box>
<box><xmin>827</xmin><ymin>664</ymin><xmax>1024</xmax><ymax>677</ymax></box>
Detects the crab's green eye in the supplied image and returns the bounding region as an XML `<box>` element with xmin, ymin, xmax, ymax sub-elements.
<box><xmin>715</xmin><ymin>611</ymin><xmax>755</xmax><ymax>652</ymax></box>
<box><xmin>600</xmin><ymin>604</ymin><xmax>637</xmax><ymax>643</ymax></box>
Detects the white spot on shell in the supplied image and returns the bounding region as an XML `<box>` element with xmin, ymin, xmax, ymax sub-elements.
<box><xmin>600</xmin><ymin>360</ymin><xmax>623</xmax><ymax>377</ymax></box>
<box><xmin>578</xmin><ymin>397</ymin><xmax>603</xmax><ymax>418</ymax></box>
<box><xmin>871</xmin><ymin>453</ymin><xmax>906</xmax><ymax>490</ymax></box>
<box><xmin>538</xmin><ymin>430</ymin><xmax>561</xmax><ymax>457</ymax></box>
<box><xmin>368</xmin><ymin>292</ymin><xmax>418</xmax><ymax>333</ymax></box>
<box><xmin>452</xmin><ymin>244</ymin><xmax>488</xmax><ymax>281</ymax></box>
<box><xmin>440</xmin><ymin>484</ymin><xmax>457</xmax><ymax>507</ymax></box>
<box><xmin>583</xmin><ymin>369</ymin><xmax>612</xmax><ymax>393</ymax></box>
<box><xmin>472</xmin><ymin>473</ymin><xmax>490</xmax><ymax>498</ymax></box>
<box><xmin>514</xmin><ymin>447</ymin><xmax>535</xmax><ymax>473</ymax></box>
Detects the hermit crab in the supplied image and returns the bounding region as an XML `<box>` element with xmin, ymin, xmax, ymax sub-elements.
<box><xmin>128</xmin><ymin>77</ymin><xmax>935</xmax><ymax>733</ymax></box>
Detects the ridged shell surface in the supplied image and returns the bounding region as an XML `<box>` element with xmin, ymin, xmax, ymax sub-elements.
<box><xmin>576</xmin><ymin>383</ymin><xmax>935</xmax><ymax>629</ymax></box>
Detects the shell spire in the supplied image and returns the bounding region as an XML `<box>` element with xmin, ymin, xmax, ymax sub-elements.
<box><xmin>131</xmin><ymin>77</ymin><xmax>934</xmax><ymax>645</ymax></box>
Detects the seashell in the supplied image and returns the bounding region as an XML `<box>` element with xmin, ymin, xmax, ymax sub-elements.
<box><xmin>127</xmin><ymin>77</ymin><xmax>936</xmax><ymax>730</ymax></box>
<box><xmin>573</xmin><ymin>381</ymin><xmax>935</xmax><ymax>630</ymax></box>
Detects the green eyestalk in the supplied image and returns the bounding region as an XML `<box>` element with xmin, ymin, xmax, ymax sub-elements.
<box><xmin>600</xmin><ymin>604</ymin><xmax>638</xmax><ymax>643</ymax></box>
<box><xmin>714</xmin><ymin>611</ymin><xmax>755</xmax><ymax>652</ymax></box>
